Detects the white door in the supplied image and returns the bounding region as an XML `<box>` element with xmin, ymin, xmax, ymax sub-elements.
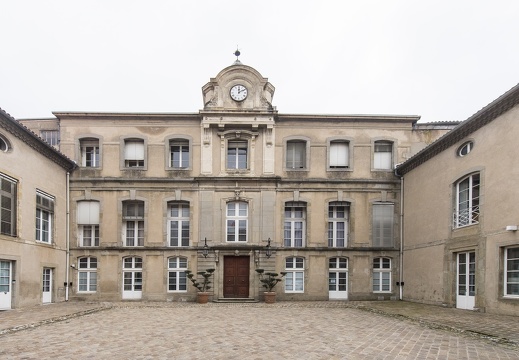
<box><xmin>0</xmin><ymin>261</ymin><xmax>12</xmax><ymax>310</ymax></box>
<box><xmin>42</xmin><ymin>268</ymin><xmax>52</xmax><ymax>304</ymax></box>
<box><xmin>329</xmin><ymin>257</ymin><xmax>348</xmax><ymax>300</ymax></box>
<box><xmin>456</xmin><ymin>252</ymin><xmax>475</xmax><ymax>310</ymax></box>
<box><xmin>122</xmin><ymin>257</ymin><xmax>142</xmax><ymax>300</ymax></box>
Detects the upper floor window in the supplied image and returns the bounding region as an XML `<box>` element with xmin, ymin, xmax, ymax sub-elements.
<box><xmin>505</xmin><ymin>247</ymin><xmax>519</xmax><ymax>297</ymax></box>
<box><xmin>80</xmin><ymin>138</ymin><xmax>100</xmax><ymax>168</ymax></box>
<box><xmin>285</xmin><ymin>257</ymin><xmax>304</xmax><ymax>293</ymax></box>
<box><xmin>373</xmin><ymin>257</ymin><xmax>391</xmax><ymax>292</ymax></box>
<box><xmin>123</xmin><ymin>201</ymin><xmax>144</xmax><ymax>246</ymax></box>
<box><xmin>40</xmin><ymin>130</ymin><xmax>59</xmax><ymax>146</ymax></box>
<box><xmin>170</xmin><ymin>139</ymin><xmax>190</xmax><ymax>169</ymax></box>
<box><xmin>374</xmin><ymin>141</ymin><xmax>393</xmax><ymax>170</ymax></box>
<box><xmin>36</xmin><ymin>191</ymin><xmax>54</xmax><ymax>243</ymax></box>
<box><xmin>329</xmin><ymin>141</ymin><xmax>349</xmax><ymax>169</ymax></box>
<box><xmin>453</xmin><ymin>173</ymin><xmax>480</xmax><ymax>228</ymax></box>
<box><xmin>0</xmin><ymin>174</ymin><xmax>17</xmax><ymax>236</ymax></box>
<box><xmin>77</xmin><ymin>201</ymin><xmax>100</xmax><ymax>247</ymax></box>
<box><xmin>457</xmin><ymin>141</ymin><xmax>474</xmax><ymax>157</ymax></box>
<box><xmin>168</xmin><ymin>257</ymin><xmax>188</xmax><ymax>292</ymax></box>
<box><xmin>78</xmin><ymin>257</ymin><xmax>97</xmax><ymax>293</ymax></box>
<box><xmin>328</xmin><ymin>202</ymin><xmax>349</xmax><ymax>247</ymax></box>
<box><xmin>124</xmin><ymin>139</ymin><xmax>145</xmax><ymax>168</ymax></box>
<box><xmin>0</xmin><ymin>134</ymin><xmax>11</xmax><ymax>152</ymax></box>
<box><xmin>227</xmin><ymin>140</ymin><xmax>248</xmax><ymax>169</ymax></box>
<box><xmin>226</xmin><ymin>201</ymin><xmax>248</xmax><ymax>242</ymax></box>
<box><xmin>168</xmin><ymin>201</ymin><xmax>190</xmax><ymax>247</ymax></box>
<box><xmin>286</xmin><ymin>140</ymin><xmax>307</xmax><ymax>169</ymax></box>
<box><xmin>284</xmin><ymin>202</ymin><xmax>306</xmax><ymax>247</ymax></box>
<box><xmin>372</xmin><ymin>203</ymin><xmax>394</xmax><ymax>247</ymax></box>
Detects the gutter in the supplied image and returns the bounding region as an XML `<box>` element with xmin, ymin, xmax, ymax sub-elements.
<box><xmin>65</xmin><ymin>172</ymin><xmax>70</xmax><ymax>301</ymax></box>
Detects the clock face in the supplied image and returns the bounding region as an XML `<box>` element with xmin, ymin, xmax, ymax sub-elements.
<box><xmin>230</xmin><ymin>84</ymin><xmax>248</xmax><ymax>101</ymax></box>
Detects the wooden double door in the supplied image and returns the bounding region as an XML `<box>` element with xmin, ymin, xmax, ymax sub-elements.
<box><xmin>224</xmin><ymin>256</ymin><xmax>249</xmax><ymax>298</ymax></box>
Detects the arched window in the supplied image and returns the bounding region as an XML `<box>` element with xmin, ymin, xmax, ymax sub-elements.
<box><xmin>373</xmin><ymin>257</ymin><xmax>391</xmax><ymax>292</ymax></box>
<box><xmin>168</xmin><ymin>257</ymin><xmax>188</xmax><ymax>292</ymax></box>
<box><xmin>78</xmin><ymin>257</ymin><xmax>97</xmax><ymax>293</ymax></box>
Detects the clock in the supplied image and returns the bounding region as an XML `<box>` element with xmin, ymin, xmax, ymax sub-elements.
<box><xmin>230</xmin><ymin>84</ymin><xmax>248</xmax><ymax>101</ymax></box>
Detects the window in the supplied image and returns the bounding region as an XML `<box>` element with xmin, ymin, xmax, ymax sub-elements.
<box><xmin>454</xmin><ymin>173</ymin><xmax>480</xmax><ymax>228</ymax></box>
<box><xmin>123</xmin><ymin>257</ymin><xmax>143</xmax><ymax>294</ymax></box>
<box><xmin>168</xmin><ymin>257</ymin><xmax>187</xmax><ymax>292</ymax></box>
<box><xmin>124</xmin><ymin>139</ymin><xmax>145</xmax><ymax>168</ymax></box>
<box><xmin>77</xmin><ymin>201</ymin><xmax>100</xmax><ymax>246</ymax></box>
<box><xmin>329</xmin><ymin>141</ymin><xmax>349</xmax><ymax>169</ymax></box>
<box><xmin>227</xmin><ymin>140</ymin><xmax>248</xmax><ymax>169</ymax></box>
<box><xmin>227</xmin><ymin>201</ymin><xmax>248</xmax><ymax>242</ymax></box>
<box><xmin>80</xmin><ymin>138</ymin><xmax>100</xmax><ymax>167</ymax></box>
<box><xmin>374</xmin><ymin>141</ymin><xmax>393</xmax><ymax>170</ymax></box>
<box><xmin>373</xmin><ymin>257</ymin><xmax>391</xmax><ymax>292</ymax></box>
<box><xmin>0</xmin><ymin>174</ymin><xmax>17</xmax><ymax>236</ymax></box>
<box><xmin>328</xmin><ymin>202</ymin><xmax>349</xmax><ymax>247</ymax></box>
<box><xmin>505</xmin><ymin>247</ymin><xmax>519</xmax><ymax>297</ymax></box>
<box><xmin>284</xmin><ymin>202</ymin><xmax>306</xmax><ymax>247</ymax></box>
<box><xmin>457</xmin><ymin>141</ymin><xmax>474</xmax><ymax>157</ymax></box>
<box><xmin>0</xmin><ymin>135</ymin><xmax>11</xmax><ymax>152</ymax></box>
<box><xmin>168</xmin><ymin>202</ymin><xmax>189</xmax><ymax>246</ymax></box>
<box><xmin>78</xmin><ymin>257</ymin><xmax>97</xmax><ymax>292</ymax></box>
<box><xmin>286</xmin><ymin>140</ymin><xmax>306</xmax><ymax>169</ymax></box>
<box><xmin>40</xmin><ymin>130</ymin><xmax>59</xmax><ymax>146</ymax></box>
<box><xmin>123</xmin><ymin>201</ymin><xmax>144</xmax><ymax>246</ymax></box>
<box><xmin>329</xmin><ymin>257</ymin><xmax>348</xmax><ymax>296</ymax></box>
<box><xmin>285</xmin><ymin>257</ymin><xmax>304</xmax><ymax>293</ymax></box>
<box><xmin>372</xmin><ymin>203</ymin><xmax>394</xmax><ymax>247</ymax></box>
<box><xmin>36</xmin><ymin>191</ymin><xmax>54</xmax><ymax>243</ymax></box>
<box><xmin>170</xmin><ymin>139</ymin><xmax>190</xmax><ymax>169</ymax></box>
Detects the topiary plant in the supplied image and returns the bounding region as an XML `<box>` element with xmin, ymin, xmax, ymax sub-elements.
<box><xmin>185</xmin><ymin>268</ymin><xmax>215</xmax><ymax>292</ymax></box>
<box><xmin>255</xmin><ymin>269</ymin><xmax>287</xmax><ymax>292</ymax></box>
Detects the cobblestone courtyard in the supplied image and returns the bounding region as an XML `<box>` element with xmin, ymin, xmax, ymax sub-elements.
<box><xmin>1</xmin><ymin>302</ymin><xmax>518</xmax><ymax>359</ymax></box>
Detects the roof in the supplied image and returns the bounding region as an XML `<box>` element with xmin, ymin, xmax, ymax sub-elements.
<box><xmin>0</xmin><ymin>108</ymin><xmax>77</xmax><ymax>171</ymax></box>
<box><xmin>396</xmin><ymin>83</ymin><xmax>519</xmax><ymax>175</ymax></box>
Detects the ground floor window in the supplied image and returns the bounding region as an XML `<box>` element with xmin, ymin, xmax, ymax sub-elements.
<box><xmin>168</xmin><ymin>257</ymin><xmax>187</xmax><ymax>292</ymax></box>
<box><xmin>505</xmin><ymin>247</ymin><xmax>519</xmax><ymax>297</ymax></box>
<box><xmin>78</xmin><ymin>257</ymin><xmax>97</xmax><ymax>292</ymax></box>
<box><xmin>285</xmin><ymin>257</ymin><xmax>304</xmax><ymax>293</ymax></box>
<box><xmin>373</xmin><ymin>257</ymin><xmax>391</xmax><ymax>292</ymax></box>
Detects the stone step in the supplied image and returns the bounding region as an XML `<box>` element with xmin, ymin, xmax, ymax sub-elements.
<box><xmin>213</xmin><ymin>298</ymin><xmax>259</xmax><ymax>303</ymax></box>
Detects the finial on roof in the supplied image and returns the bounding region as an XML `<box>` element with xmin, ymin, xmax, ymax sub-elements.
<box><xmin>233</xmin><ymin>47</ymin><xmax>242</xmax><ymax>65</ymax></box>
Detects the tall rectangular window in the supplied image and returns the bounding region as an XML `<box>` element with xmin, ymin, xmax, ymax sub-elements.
<box><xmin>284</xmin><ymin>202</ymin><xmax>306</xmax><ymax>247</ymax></box>
<box><xmin>374</xmin><ymin>141</ymin><xmax>393</xmax><ymax>170</ymax></box>
<box><xmin>168</xmin><ymin>257</ymin><xmax>187</xmax><ymax>292</ymax></box>
<box><xmin>124</xmin><ymin>140</ymin><xmax>145</xmax><ymax>168</ymax></box>
<box><xmin>328</xmin><ymin>202</ymin><xmax>349</xmax><ymax>247</ymax></box>
<box><xmin>285</xmin><ymin>257</ymin><xmax>304</xmax><ymax>293</ymax></box>
<box><xmin>454</xmin><ymin>173</ymin><xmax>480</xmax><ymax>228</ymax></box>
<box><xmin>286</xmin><ymin>141</ymin><xmax>306</xmax><ymax>169</ymax></box>
<box><xmin>373</xmin><ymin>203</ymin><xmax>394</xmax><ymax>247</ymax></box>
<box><xmin>329</xmin><ymin>141</ymin><xmax>349</xmax><ymax>169</ymax></box>
<box><xmin>505</xmin><ymin>247</ymin><xmax>519</xmax><ymax>297</ymax></box>
<box><xmin>78</xmin><ymin>257</ymin><xmax>97</xmax><ymax>292</ymax></box>
<box><xmin>227</xmin><ymin>201</ymin><xmax>248</xmax><ymax>242</ymax></box>
<box><xmin>0</xmin><ymin>174</ymin><xmax>17</xmax><ymax>236</ymax></box>
<box><xmin>168</xmin><ymin>202</ymin><xmax>190</xmax><ymax>246</ymax></box>
<box><xmin>80</xmin><ymin>138</ymin><xmax>100</xmax><ymax>168</ymax></box>
<box><xmin>36</xmin><ymin>191</ymin><xmax>54</xmax><ymax>243</ymax></box>
<box><xmin>170</xmin><ymin>139</ymin><xmax>190</xmax><ymax>169</ymax></box>
<box><xmin>77</xmin><ymin>201</ymin><xmax>100</xmax><ymax>246</ymax></box>
<box><xmin>123</xmin><ymin>201</ymin><xmax>144</xmax><ymax>246</ymax></box>
<box><xmin>227</xmin><ymin>140</ymin><xmax>248</xmax><ymax>169</ymax></box>
<box><xmin>40</xmin><ymin>130</ymin><xmax>59</xmax><ymax>146</ymax></box>
<box><xmin>373</xmin><ymin>257</ymin><xmax>391</xmax><ymax>292</ymax></box>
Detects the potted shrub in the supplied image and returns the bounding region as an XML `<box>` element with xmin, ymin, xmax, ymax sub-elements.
<box><xmin>255</xmin><ymin>269</ymin><xmax>287</xmax><ymax>303</ymax></box>
<box><xmin>185</xmin><ymin>268</ymin><xmax>215</xmax><ymax>304</ymax></box>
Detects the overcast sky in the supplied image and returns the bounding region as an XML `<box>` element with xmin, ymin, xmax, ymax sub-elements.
<box><xmin>1</xmin><ymin>1</ymin><xmax>519</xmax><ymax>122</ymax></box>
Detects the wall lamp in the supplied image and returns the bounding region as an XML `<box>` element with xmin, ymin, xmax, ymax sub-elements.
<box><xmin>265</xmin><ymin>238</ymin><xmax>272</xmax><ymax>259</ymax></box>
<box><xmin>202</xmin><ymin>237</ymin><xmax>209</xmax><ymax>258</ymax></box>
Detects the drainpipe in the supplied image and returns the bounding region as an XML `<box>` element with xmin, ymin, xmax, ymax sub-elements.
<box><xmin>65</xmin><ymin>172</ymin><xmax>70</xmax><ymax>301</ymax></box>
<box><xmin>399</xmin><ymin>175</ymin><xmax>404</xmax><ymax>300</ymax></box>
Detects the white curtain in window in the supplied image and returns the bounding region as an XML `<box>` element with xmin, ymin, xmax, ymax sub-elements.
<box><xmin>124</xmin><ymin>141</ymin><xmax>144</xmax><ymax>160</ymax></box>
<box><xmin>77</xmin><ymin>201</ymin><xmax>100</xmax><ymax>225</ymax></box>
<box><xmin>330</xmin><ymin>142</ymin><xmax>349</xmax><ymax>167</ymax></box>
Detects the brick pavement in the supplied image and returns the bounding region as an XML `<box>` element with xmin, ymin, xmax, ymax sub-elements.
<box><xmin>1</xmin><ymin>301</ymin><xmax>518</xmax><ymax>359</ymax></box>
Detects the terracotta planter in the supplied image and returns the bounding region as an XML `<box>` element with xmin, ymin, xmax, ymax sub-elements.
<box><xmin>264</xmin><ymin>292</ymin><xmax>276</xmax><ymax>304</ymax></box>
<box><xmin>197</xmin><ymin>292</ymin><xmax>210</xmax><ymax>304</ymax></box>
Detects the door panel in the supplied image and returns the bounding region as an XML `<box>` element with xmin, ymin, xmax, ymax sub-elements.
<box><xmin>0</xmin><ymin>261</ymin><xmax>12</xmax><ymax>310</ymax></box>
<box><xmin>42</xmin><ymin>268</ymin><xmax>52</xmax><ymax>304</ymax></box>
<box><xmin>224</xmin><ymin>256</ymin><xmax>249</xmax><ymax>298</ymax></box>
<box><xmin>456</xmin><ymin>251</ymin><xmax>475</xmax><ymax>310</ymax></box>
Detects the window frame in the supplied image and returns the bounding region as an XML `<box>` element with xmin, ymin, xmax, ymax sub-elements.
<box><xmin>328</xmin><ymin>202</ymin><xmax>349</xmax><ymax>247</ymax></box>
<box><xmin>373</xmin><ymin>140</ymin><xmax>393</xmax><ymax>170</ymax></box>
<box><xmin>373</xmin><ymin>257</ymin><xmax>392</xmax><ymax>293</ymax></box>
<box><xmin>457</xmin><ymin>141</ymin><xmax>474</xmax><ymax>157</ymax></box>
<box><xmin>0</xmin><ymin>173</ymin><xmax>17</xmax><ymax>237</ymax></box>
<box><xmin>227</xmin><ymin>140</ymin><xmax>248</xmax><ymax>170</ymax></box>
<box><xmin>168</xmin><ymin>257</ymin><xmax>188</xmax><ymax>292</ymax></box>
<box><xmin>284</xmin><ymin>201</ymin><xmax>306</xmax><ymax>248</ymax></box>
<box><xmin>80</xmin><ymin>138</ymin><xmax>101</xmax><ymax>168</ymax></box>
<box><xmin>77</xmin><ymin>200</ymin><xmax>100</xmax><ymax>247</ymax></box>
<box><xmin>285</xmin><ymin>139</ymin><xmax>308</xmax><ymax>170</ymax></box>
<box><xmin>0</xmin><ymin>134</ymin><xmax>12</xmax><ymax>153</ymax></box>
<box><xmin>40</xmin><ymin>130</ymin><xmax>60</xmax><ymax>146</ymax></box>
<box><xmin>169</xmin><ymin>139</ymin><xmax>190</xmax><ymax>169</ymax></box>
<box><xmin>372</xmin><ymin>203</ymin><xmax>394</xmax><ymax>248</ymax></box>
<box><xmin>123</xmin><ymin>201</ymin><xmax>145</xmax><ymax>247</ymax></box>
<box><xmin>122</xmin><ymin>137</ymin><xmax>146</xmax><ymax>169</ymax></box>
<box><xmin>453</xmin><ymin>173</ymin><xmax>480</xmax><ymax>229</ymax></box>
<box><xmin>328</xmin><ymin>140</ymin><xmax>350</xmax><ymax>170</ymax></box>
<box><xmin>285</xmin><ymin>257</ymin><xmax>305</xmax><ymax>293</ymax></box>
<box><xmin>167</xmin><ymin>201</ymin><xmax>190</xmax><ymax>247</ymax></box>
<box><xmin>78</xmin><ymin>257</ymin><xmax>97</xmax><ymax>293</ymax></box>
<box><xmin>36</xmin><ymin>190</ymin><xmax>54</xmax><ymax>244</ymax></box>
<box><xmin>504</xmin><ymin>247</ymin><xmax>519</xmax><ymax>298</ymax></box>
<box><xmin>329</xmin><ymin>257</ymin><xmax>348</xmax><ymax>293</ymax></box>
<box><xmin>226</xmin><ymin>201</ymin><xmax>248</xmax><ymax>242</ymax></box>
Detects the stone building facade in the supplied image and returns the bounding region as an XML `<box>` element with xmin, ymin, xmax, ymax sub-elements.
<box><xmin>10</xmin><ymin>62</ymin><xmax>456</xmax><ymax>306</ymax></box>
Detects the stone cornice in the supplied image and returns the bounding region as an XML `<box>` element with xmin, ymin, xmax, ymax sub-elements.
<box><xmin>396</xmin><ymin>83</ymin><xmax>519</xmax><ymax>175</ymax></box>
